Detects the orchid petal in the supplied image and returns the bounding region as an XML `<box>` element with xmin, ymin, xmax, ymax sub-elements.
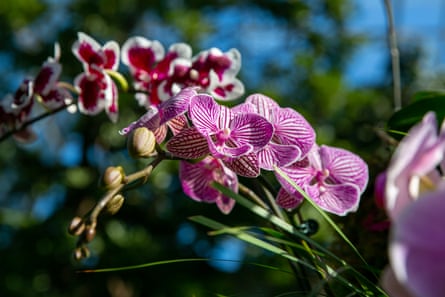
<box><xmin>312</xmin><ymin>182</ymin><xmax>361</xmax><ymax>216</ymax></box>
<box><xmin>258</xmin><ymin>142</ymin><xmax>302</xmax><ymax>171</ymax></box>
<box><xmin>273</xmin><ymin>107</ymin><xmax>315</xmax><ymax>157</ymax></box>
<box><xmin>389</xmin><ymin>187</ymin><xmax>445</xmax><ymax>297</ymax></box>
<box><xmin>119</xmin><ymin>106</ymin><xmax>160</xmax><ymax>135</ymax></box>
<box><xmin>74</xmin><ymin>73</ymin><xmax>105</xmax><ymax>115</ymax></box>
<box><xmin>159</xmin><ymin>87</ymin><xmax>197</xmax><ymax>125</ymax></box>
<box><xmin>121</xmin><ymin>36</ymin><xmax>164</xmax><ymax>72</ymax></box>
<box><xmin>166</xmin><ymin>127</ymin><xmax>210</xmax><ymax>159</ymax></box>
<box><xmin>102</xmin><ymin>40</ymin><xmax>120</xmax><ymax>70</ymax></box>
<box><xmin>276</xmin><ymin>188</ymin><xmax>304</xmax><ymax>210</ymax></box>
<box><xmin>320</xmin><ymin>145</ymin><xmax>368</xmax><ymax>193</ymax></box>
<box><xmin>245</xmin><ymin>93</ymin><xmax>279</xmax><ymax>119</ymax></box>
<box><xmin>189</xmin><ymin>94</ymin><xmax>220</xmax><ymax>135</ymax></box>
<box><xmin>222</xmin><ymin>153</ymin><xmax>259</xmax><ymax>177</ymax></box>
<box><xmin>229</xmin><ymin>113</ymin><xmax>273</xmax><ymax>150</ymax></box>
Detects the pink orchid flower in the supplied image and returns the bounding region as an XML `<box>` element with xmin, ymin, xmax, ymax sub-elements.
<box><xmin>384</xmin><ymin>111</ymin><xmax>445</xmax><ymax>220</ymax></box>
<box><xmin>245</xmin><ymin>93</ymin><xmax>315</xmax><ymax>170</ymax></box>
<box><xmin>179</xmin><ymin>156</ymin><xmax>238</xmax><ymax>214</ymax></box>
<box><xmin>185</xmin><ymin>94</ymin><xmax>273</xmax><ymax>177</ymax></box>
<box><xmin>72</xmin><ymin>32</ymin><xmax>120</xmax><ymax>122</ymax></box>
<box><xmin>275</xmin><ymin>144</ymin><xmax>368</xmax><ymax>216</ymax></box>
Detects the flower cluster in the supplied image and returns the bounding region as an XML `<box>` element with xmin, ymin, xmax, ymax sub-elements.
<box><xmin>121</xmin><ymin>87</ymin><xmax>368</xmax><ymax>215</ymax></box>
<box><xmin>0</xmin><ymin>32</ymin><xmax>245</xmax><ymax>138</ymax></box>
<box><xmin>0</xmin><ymin>44</ymin><xmax>72</xmax><ymax>141</ymax></box>
<box><xmin>378</xmin><ymin>112</ymin><xmax>445</xmax><ymax>297</ymax></box>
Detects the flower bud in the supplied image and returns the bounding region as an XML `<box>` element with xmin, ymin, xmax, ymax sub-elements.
<box><xmin>103</xmin><ymin>166</ymin><xmax>124</xmax><ymax>189</ymax></box>
<box><xmin>127</xmin><ymin>127</ymin><xmax>156</xmax><ymax>158</ymax></box>
<box><xmin>106</xmin><ymin>194</ymin><xmax>125</xmax><ymax>215</ymax></box>
<box><xmin>74</xmin><ymin>246</ymin><xmax>90</xmax><ymax>261</ymax></box>
<box><xmin>68</xmin><ymin>216</ymin><xmax>85</xmax><ymax>236</ymax></box>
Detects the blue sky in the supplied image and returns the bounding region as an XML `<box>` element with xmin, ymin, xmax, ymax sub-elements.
<box><xmin>346</xmin><ymin>0</ymin><xmax>445</xmax><ymax>86</ymax></box>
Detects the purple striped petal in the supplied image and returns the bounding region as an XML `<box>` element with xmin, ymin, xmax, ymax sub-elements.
<box><xmin>320</xmin><ymin>145</ymin><xmax>368</xmax><ymax>193</ymax></box>
<box><xmin>245</xmin><ymin>93</ymin><xmax>279</xmax><ymax>120</ymax></box>
<box><xmin>273</xmin><ymin>107</ymin><xmax>315</xmax><ymax>157</ymax></box>
<box><xmin>167</xmin><ymin>114</ymin><xmax>189</xmax><ymax>136</ymax></box>
<box><xmin>230</xmin><ymin>113</ymin><xmax>273</xmax><ymax>150</ymax></box>
<box><xmin>276</xmin><ymin>188</ymin><xmax>304</xmax><ymax>210</ymax></box>
<box><xmin>222</xmin><ymin>152</ymin><xmax>260</xmax><ymax>177</ymax></box>
<box><xmin>275</xmin><ymin>158</ymin><xmax>314</xmax><ymax>194</ymax></box>
<box><xmin>189</xmin><ymin>94</ymin><xmax>220</xmax><ymax>135</ymax></box>
<box><xmin>159</xmin><ymin>87</ymin><xmax>197</xmax><ymax>125</ymax></box>
<box><xmin>166</xmin><ymin>127</ymin><xmax>210</xmax><ymax>159</ymax></box>
<box><xmin>310</xmin><ymin>183</ymin><xmax>361</xmax><ymax>216</ymax></box>
<box><xmin>258</xmin><ymin>143</ymin><xmax>302</xmax><ymax>170</ymax></box>
<box><xmin>119</xmin><ymin>106</ymin><xmax>160</xmax><ymax>135</ymax></box>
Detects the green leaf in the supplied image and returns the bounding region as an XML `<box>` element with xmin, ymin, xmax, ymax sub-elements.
<box><xmin>387</xmin><ymin>96</ymin><xmax>445</xmax><ymax>135</ymax></box>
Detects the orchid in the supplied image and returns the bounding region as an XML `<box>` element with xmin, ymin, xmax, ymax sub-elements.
<box><xmin>383</xmin><ymin>111</ymin><xmax>445</xmax><ymax>220</ymax></box>
<box><xmin>382</xmin><ymin>183</ymin><xmax>445</xmax><ymax>297</ymax></box>
<box><xmin>72</xmin><ymin>32</ymin><xmax>120</xmax><ymax>122</ymax></box>
<box><xmin>275</xmin><ymin>144</ymin><xmax>368</xmax><ymax>215</ymax></box>
<box><xmin>179</xmin><ymin>156</ymin><xmax>238</xmax><ymax>214</ymax></box>
<box><xmin>245</xmin><ymin>93</ymin><xmax>316</xmax><ymax>170</ymax></box>
<box><xmin>121</xmin><ymin>36</ymin><xmax>192</xmax><ymax>107</ymax></box>
<box><xmin>187</xmin><ymin>94</ymin><xmax>273</xmax><ymax>177</ymax></box>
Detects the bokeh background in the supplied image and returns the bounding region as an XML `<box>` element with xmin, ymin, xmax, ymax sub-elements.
<box><xmin>1</xmin><ymin>0</ymin><xmax>444</xmax><ymax>296</ymax></box>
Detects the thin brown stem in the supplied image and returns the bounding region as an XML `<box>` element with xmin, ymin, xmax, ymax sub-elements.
<box><xmin>383</xmin><ymin>0</ymin><xmax>402</xmax><ymax>111</ymax></box>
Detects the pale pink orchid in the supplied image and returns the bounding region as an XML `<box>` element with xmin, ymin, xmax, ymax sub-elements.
<box><xmin>245</xmin><ymin>94</ymin><xmax>315</xmax><ymax>170</ymax></box>
<box><xmin>72</xmin><ymin>32</ymin><xmax>120</xmax><ymax>122</ymax></box>
<box><xmin>384</xmin><ymin>111</ymin><xmax>445</xmax><ymax>220</ymax></box>
<box><xmin>382</xmin><ymin>184</ymin><xmax>445</xmax><ymax>297</ymax></box>
<box><xmin>275</xmin><ymin>144</ymin><xmax>368</xmax><ymax>216</ymax></box>
<box><xmin>179</xmin><ymin>156</ymin><xmax>238</xmax><ymax>214</ymax></box>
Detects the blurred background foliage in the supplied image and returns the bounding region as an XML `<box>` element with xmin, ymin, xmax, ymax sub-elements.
<box><xmin>0</xmin><ymin>0</ymin><xmax>430</xmax><ymax>296</ymax></box>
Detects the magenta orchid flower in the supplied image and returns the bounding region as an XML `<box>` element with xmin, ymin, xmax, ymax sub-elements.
<box><xmin>33</xmin><ymin>43</ymin><xmax>72</xmax><ymax>109</ymax></box>
<box><xmin>190</xmin><ymin>47</ymin><xmax>244</xmax><ymax>101</ymax></box>
<box><xmin>382</xmin><ymin>184</ymin><xmax>445</xmax><ymax>297</ymax></box>
<box><xmin>186</xmin><ymin>94</ymin><xmax>273</xmax><ymax>177</ymax></box>
<box><xmin>189</xmin><ymin>94</ymin><xmax>273</xmax><ymax>158</ymax></box>
<box><xmin>179</xmin><ymin>156</ymin><xmax>238</xmax><ymax>214</ymax></box>
<box><xmin>72</xmin><ymin>32</ymin><xmax>120</xmax><ymax>122</ymax></box>
<box><xmin>245</xmin><ymin>94</ymin><xmax>315</xmax><ymax>170</ymax></box>
<box><xmin>121</xmin><ymin>36</ymin><xmax>192</xmax><ymax>107</ymax></box>
<box><xmin>383</xmin><ymin>111</ymin><xmax>445</xmax><ymax>220</ymax></box>
<box><xmin>275</xmin><ymin>144</ymin><xmax>368</xmax><ymax>216</ymax></box>
<box><xmin>0</xmin><ymin>80</ymin><xmax>35</xmax><ymax>142</ymax></box>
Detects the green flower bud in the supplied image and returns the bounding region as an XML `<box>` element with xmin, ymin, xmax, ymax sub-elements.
<box><xmin>103</xmin><ymin>166</ymin><xmax>124</xmax><ymax>189</ymax></box>
<box><xmin>106</xmin><ymin>194</ymin><xmax>125</xmax><ymax>215</ymax></box>
<box><xmin>128</xmin><ymin>127</ymin><xmax>156</xmax><ymax>158</ymax></box>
